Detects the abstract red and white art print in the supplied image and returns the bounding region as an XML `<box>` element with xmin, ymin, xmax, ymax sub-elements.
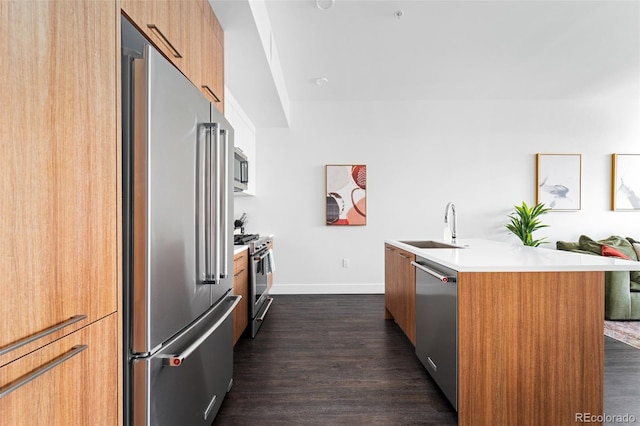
<box><xmin>326</xmin><ymin>165</ymin><xmax>366</xmax><ymax>226</ymax></box>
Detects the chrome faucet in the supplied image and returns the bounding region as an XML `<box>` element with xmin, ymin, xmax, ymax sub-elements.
<box><xmin>444</xmin><ymin>202</ymin><xmax>457</xmax><ymax>242</ymax></box>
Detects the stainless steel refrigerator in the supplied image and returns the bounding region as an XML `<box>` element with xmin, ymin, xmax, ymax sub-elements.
<box><xmin>122</xmin><ymin>17</ymin><xmax>239</xmax><ymax>426</ymax></box>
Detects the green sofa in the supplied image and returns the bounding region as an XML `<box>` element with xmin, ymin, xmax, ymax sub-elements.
<box><xmin>556</xmin><ymin>235</ymin><xmax>640</xmax><ymax>320</ymax></box>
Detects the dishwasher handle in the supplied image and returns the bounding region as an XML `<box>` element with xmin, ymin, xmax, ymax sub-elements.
<box><xmin>411</xmin><ymin>261</ymin><xmax>456</xmax><ymax>283</ymax></box>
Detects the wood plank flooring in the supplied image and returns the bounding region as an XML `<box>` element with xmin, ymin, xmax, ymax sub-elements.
<box><xmin>214</xmin><ymin>294</ymin><xmax>640</xmax><ymax>425</ymax></box>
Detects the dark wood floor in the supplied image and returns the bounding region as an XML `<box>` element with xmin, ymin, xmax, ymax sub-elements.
<box><xmin>214</xmin><ymin>295</ymin><xmax>640</xmax><ymax>425</ymax></box>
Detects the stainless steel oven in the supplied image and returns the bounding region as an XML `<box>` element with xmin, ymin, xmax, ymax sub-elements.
<box><xmin>248</xmin><ymin>236</ymin><xmax>274</xmax><ymax>338</ymax></box>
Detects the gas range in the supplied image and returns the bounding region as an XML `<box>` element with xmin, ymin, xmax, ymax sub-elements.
<box><xmin>234</xmin><ymin>233</ymin><xmax>259</xmax><ymax>246</ymax></box>
<box><xmin>234</xmin><ymin>234</ymin><xmax>272</xmax><ymax>254</ymax></box>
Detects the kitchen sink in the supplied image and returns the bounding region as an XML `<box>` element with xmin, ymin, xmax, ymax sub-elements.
<box><xmin>399</xmin><ymin>240</ymin><xmax>466</xmax><ymax>249</ymax></box>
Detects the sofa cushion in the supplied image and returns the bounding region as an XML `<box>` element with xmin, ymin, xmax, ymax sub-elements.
<box><xmin>631</xmin><ymin>242</ymin><xmax>640</xmax><ymax>260</ymax></box>
<box><xmin>556</xmin><ymin>241</ymin><xmax>581</xmax><ymax>252</ymax></box>
<box><xmin>601</xmin><ymin>245</ymin><xmax>632</xmax><ymax>259</ymax></box>
<box><xmin>578</xmin><ymin>235</ymin><xmax>638</xmax><ymax>260</ymax></box>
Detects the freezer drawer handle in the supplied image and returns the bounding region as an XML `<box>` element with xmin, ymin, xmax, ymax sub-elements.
<box><xmin>0</xmin><ymin>345</ymin><xmax>88</xmax><ymax>399</ymax></box>
<box><xmin>162</xmin><ymin>295</ymin><xmax>241</xmax><ymax>367</ymax></box>
<box><xmin>0</xmin><ymin>314</ymin><xmax>87</xmax><ymax>357</ymax></box>
<box><xmin>411</xmin><ymin>261</ymin><xmax>456</xmax><ymax>283</ymax></box>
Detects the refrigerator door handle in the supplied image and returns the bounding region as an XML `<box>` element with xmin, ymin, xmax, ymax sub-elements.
<box><xmin>213</xmin><ymin>123</ymin><xmax>222</xmax><ymax>282</ymax></box>
<box><xmin>162</xmin><ymin>295</ymin><xmax>241</xmax><ymax>367</ymax></box>
<box><xmin>202</xmin><ymin>122</ymin><xmax>219</xmax><ymax>284</ymax></box>
<box><xmin>219</xmin><ymin>128</ymin><xmax>229</xmax><ymax>279</ymax></box>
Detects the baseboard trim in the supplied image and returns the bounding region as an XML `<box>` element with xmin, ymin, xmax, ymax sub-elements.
<box><xmin>269</xmin><ymin>283</ymin><xmax>384</xmax><ymax>295</ymax></box>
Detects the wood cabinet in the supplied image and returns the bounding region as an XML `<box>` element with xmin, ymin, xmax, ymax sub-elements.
<box><xmin>384</xmin><ymin>244</ymin><xmax>416</xmax><ymax>345</ymax></box>
<box><xmin>233</xmin><ymin>249</ymin><xmax>249</xmax><ymax>345</ymax></box>
<box><xmin>457</xmin><ymin>270</ymin><xmax>604</xmax><ymax>426</ymax></box>
<box><xmin>121</xmin><ymin>0</ymin><xmax>224</xmax><ymax>113</ymax></box>
<box><xmin>386</xmin><ymin>240</ymin><xmax>605</xmax><ymax>426</ymax></box>
<box><xmin>0</xmin><ymin>314</ymin><xmax>119</xmax><ymax>425</ymax></box>
<box><xmin>0</xmin><ymin>0</ymin><xmax>120</xmax><ymax>423</ymax></box>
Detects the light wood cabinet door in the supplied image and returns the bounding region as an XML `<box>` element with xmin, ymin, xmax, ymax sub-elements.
<box><xmin>207</xmin><ymin>5</ymin><xmax>225</xmax><ymax>113</ymax></box>
<box><xmin>384</xmin><ymin>244</ymin><xmax>416</xmax><ymax>344</ymax></box>
<box><xmin>122</xmin><ymin>0</ymin><xmax>224</xmax><ymax>112</ymax></box>
<box><xmin>121</xmin><ymin>0</ymin><xmax>186</xmax><ymax>69</ymax></box>
<box><xmin>0</xmin><ymin>0</ymin><xmax>118</xmax><ymax>365</ymax></box>
<box><xmin>233</xmin><ymin>250</ymin><xmax>249</xmax><ymax>345</ymax></box>
<box><xmin>384</xmin><ymin>244</ymin><xmax>399</xmax><ymax>319</ymax></box>
<box><xmin>0</xmin><ymin>314</ymin><xmax>118</xmax><ymax>426</ymax></box>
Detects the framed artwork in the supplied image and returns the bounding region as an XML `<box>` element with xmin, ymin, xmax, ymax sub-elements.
<box><xmin>536</xmin><ymin>154</ymin><xmax>581</xmax><ymax>211</ymax></box>
<box><xmin>612</xmin><ymin>154</ymin><xmax>640</xmax><ymax>210</ymax></box>
<box><xmin>326</xmin><ymin>165</ymin><xmax>366</xmax><ymax>225</ymax></box>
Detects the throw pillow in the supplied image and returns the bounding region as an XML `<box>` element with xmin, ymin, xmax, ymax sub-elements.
<box><xmin>632</xmin><ymin>242</ymin><xmax>640</xmax><ymax>260</ymax></box>
<box><xmin>601</xmin><ymin>245</ymin><xmax>631</xmax><ymax>259</ymax></box>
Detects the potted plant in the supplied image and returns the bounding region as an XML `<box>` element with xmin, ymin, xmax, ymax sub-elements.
<box><xmin>506</xmin><ymin>201</ymin><xmax>551</xmax><ymax>247</ymax></box>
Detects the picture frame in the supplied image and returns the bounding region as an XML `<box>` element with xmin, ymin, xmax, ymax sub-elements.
<box><xmin>611</xmin><ymin>154</ymin><xmax>640</xmax><ymax>211</ymax></box>
<box><xmin>326</xmin><ymin>164</ymin><xmax>367</xmax><ymax>226</ymax></box>
<box><xmin>536</xmin><ymin>153</ymin><xmax>581</xmax><ymax>211</ymax></box>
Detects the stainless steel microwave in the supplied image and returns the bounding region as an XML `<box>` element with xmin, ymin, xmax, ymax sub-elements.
<box><xmin>234</xmin><ymin>148</ymin><xmax>248</xmax><ymax>191</ymax></box>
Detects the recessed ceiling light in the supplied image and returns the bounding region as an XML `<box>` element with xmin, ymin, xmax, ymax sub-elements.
<box><xmin>316</xmin><ymin>0</ymin><xmax>334</xmax><ymax>10</ymax></box>
<box><xmin>315</xmin><ymin>77</ymin><xmax>329</xmax><ymax>86</ymax></box>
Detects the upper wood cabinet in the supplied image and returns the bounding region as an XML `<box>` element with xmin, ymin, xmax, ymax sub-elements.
<box><xmin>0</xmin><ymin>0</ymin><xmax>119</xmax><ymax>366</ymax></box>
<box><xmin>121</xmin><ymin>0</ymin><xmax>225</xmax><ymax>113</ymax></box>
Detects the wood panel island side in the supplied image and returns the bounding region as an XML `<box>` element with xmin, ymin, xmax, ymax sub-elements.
<box><xmin>384</xmin><ymin>238</ymin><xmax>640</xmax><ymax>426</ymax></box>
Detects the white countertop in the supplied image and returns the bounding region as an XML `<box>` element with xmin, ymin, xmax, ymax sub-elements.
<box><xmin>234</xmin><ymin>245</ymin><xmax>248</xmax><ymax>255</ymax></box>
<box><xmin>386</xmin><ymin>238</ymin><xmax>640</xmax><ymax>272</ymax></box>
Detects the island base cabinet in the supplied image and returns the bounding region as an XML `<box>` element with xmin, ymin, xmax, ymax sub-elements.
<box><xmin>457</xmin><ymin>271</ymin><xmax>604</xmax><ymax>426</ymax></box>
<box><xmin>0</xmin><ymin>314</ymin><xmax>118</xmax><ymax>426</ymax></box>
<box><xmin>384</xmin><ymin>244</ymin><xmax>416</xmax><ymax>344</ymax></box>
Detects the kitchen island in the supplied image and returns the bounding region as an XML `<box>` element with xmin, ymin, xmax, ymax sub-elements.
<box><xmin>385</xmin><ymin>238</ymin><xmax>640</xmax><ymax>426</ymax></box>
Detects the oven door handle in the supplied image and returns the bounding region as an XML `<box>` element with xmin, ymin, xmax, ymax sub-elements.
<box><xmin>253</xmin><ymin>249</ymin><xmax>275</xmax><ymax>275</ymax></box>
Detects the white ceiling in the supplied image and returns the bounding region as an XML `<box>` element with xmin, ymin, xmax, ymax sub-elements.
<box><xmin>212</xmin><ymin>0</ymin><xmax>639</xmax><ymax>127</ymax></box>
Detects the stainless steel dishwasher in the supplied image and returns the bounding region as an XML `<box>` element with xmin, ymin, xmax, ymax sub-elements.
<box><xmin>412</xmin><ymin>256</ymin><xmax>458</xmax><ymax>411</ymax></box>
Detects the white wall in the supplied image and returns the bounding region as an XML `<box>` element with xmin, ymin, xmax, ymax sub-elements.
<box><xmin>234</xmin><ymin>94</ymin><xmax>640</xmax><ymax>294</ymax></box>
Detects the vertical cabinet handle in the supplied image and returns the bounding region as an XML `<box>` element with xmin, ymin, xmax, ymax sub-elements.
<box><xmin>0</xmin><ymin>345</ymin><xmax>88</xmax><ymax>399</ymax></box>
<box><xmin>0</xmin><ymin>315</ymin><xmax>87</xmax><ymax>357</ymax></box>
<box><xmin>146</xmin><ymin>24</ymin><xmax>182</xmax><ymax>59</ymax></box>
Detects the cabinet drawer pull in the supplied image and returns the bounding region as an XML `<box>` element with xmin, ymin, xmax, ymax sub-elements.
<box><xmin>201</xmin><ymin>85</ymin><xmax>220</xmax><ymax>103</ymax></box>
<box><xmin>397</xmin><ymin>252</ymin><xmax>409</xmax><ymax>259</ymax></box>
<box><xmin>0</xmin><ymin>314</ymin><xmax>87</xmax><ymax>357</ymax></box>
<box><xmin>234</xmin><ymin>268</ymin><xmax>245</xmax><ymax>277</ymax></box>
<box><xmin>147</xmin><ymin>24</ymin><xmax>182</xmax><ymax>58</ymax></box>
<box><xmin>0</xmin><ymin>344</ymin><xmax>88</xmax><ymax>399</ymax></box>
